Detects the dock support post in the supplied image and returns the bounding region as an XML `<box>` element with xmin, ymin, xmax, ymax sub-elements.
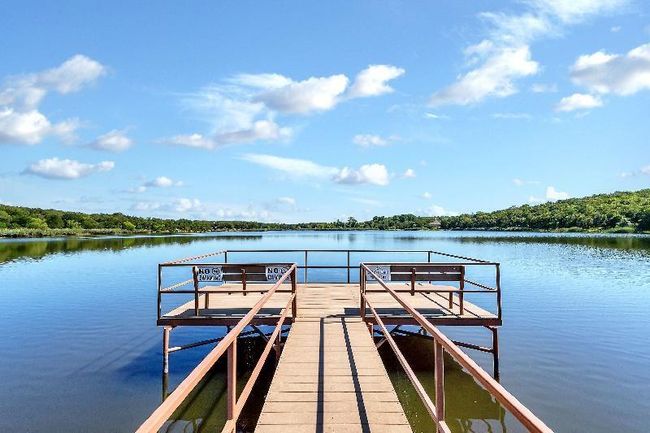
<box><xmin>490</xmin><ymin>326</ymin><xmax>500</xmax><ymax>380</ymax></box>
<box><xmin>162</xmin><ymin>326</ymin><xmax>171</xmax><ymax>374</ymax></box>
<box><xmin>227</xmin><ymin>339</ymin><xmax>237</xmax><ymax>422</ymax></box>
<box><xmin>434</xmin><ymin>340</ymin><xmax>445</xmax><ymax>431</ymax></box>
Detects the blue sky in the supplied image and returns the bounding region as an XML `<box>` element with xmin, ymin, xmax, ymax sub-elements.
<box><xmin>1</xmin><ymin>0</ymin><xmax>649</xmax><ymax>222</ymax></box>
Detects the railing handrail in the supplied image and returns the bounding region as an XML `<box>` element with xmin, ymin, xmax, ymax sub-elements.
<box><xmin>137</xmin><ymin>264</ymin><xmax>297</xmax><ymax>433</ymax></box>
<box><xmin>361</xmin><ymin>264</ymin><xmax>553</xmax><ymax>433</ymax></box>
<box><xmin>162</xmin><ymin>248</ymin><xmax>498</xmax><ymax>266</ymax></box>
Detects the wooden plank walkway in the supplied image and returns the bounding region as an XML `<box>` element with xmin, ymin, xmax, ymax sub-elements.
<box><xmin>255</xmin><ymin>317</ymin><xmax>412</xmax><ymax>433</ymax></box>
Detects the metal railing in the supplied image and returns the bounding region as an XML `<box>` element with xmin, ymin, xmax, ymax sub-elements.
<box><xmin>137</xmin><ymin>264</ymin><xmax>296</xmax><ymax>433</ymax></box>
<box><xmin>158</xmin><ymin>249</ymin><xmax>501</xmax><ymax>320</ymax></box>
<box><xmin>360</xmin><ymin>264</ymin><xmax>552</xmax><ymax>433</ymax></box>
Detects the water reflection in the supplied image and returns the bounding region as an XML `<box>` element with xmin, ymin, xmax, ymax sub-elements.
<box><xmin>0</xmin><ymin>234</ymin><xmax>263</xmax><ymax>264</ymax></box>
<box><xmin>380</xmin><ymin>335</ymin><xmax>506</xmax><ymax>433</ymax></box>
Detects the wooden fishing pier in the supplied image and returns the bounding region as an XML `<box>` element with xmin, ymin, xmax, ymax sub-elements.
<box><xmin>136</xmin><ymin>249</ymin><xmax>553</xmax><ymax>433</ymax></box>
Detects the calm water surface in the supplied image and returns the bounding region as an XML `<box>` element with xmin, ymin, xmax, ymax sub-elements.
<box><xmin>1</xmin><ymin>231</ymin><xmax>649</xmax><ymax>433</ymax></box>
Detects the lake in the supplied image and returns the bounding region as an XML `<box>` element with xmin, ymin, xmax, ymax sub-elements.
<box><xmin>1</xmin><ymin>231</ymin><xmax>649</xmax><ymax>433</ymax></box>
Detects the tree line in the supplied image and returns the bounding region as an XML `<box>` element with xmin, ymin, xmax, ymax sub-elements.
<box><xmin>1</xmin><ymin>189</ymin><xmax>649</xmax><ymax>236</ymax></box>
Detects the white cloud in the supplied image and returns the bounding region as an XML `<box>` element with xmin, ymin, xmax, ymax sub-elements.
<box><xmin>333</xmin><ymin>164</ymin><xmax>389</xmax><ymax>186</ymax></box>
<box><xmin>0</xmin><ymin>55</ymin><xmax>105</xmax><ymax>145</ymax></box>
<box><xmin>162</xmin><ymin>65</ymin><xmax>403</xmax><ymax>149</ymax></box>
<box><xmin>545</xmin><ymin>186</ymin><xmax>569</xmax><ymax>200</ymax></box>
<box><xmin>619</xmin><ymin>164</ymin><xmax>650</xmax><ymax>177</ymax></box>
<box><xmin>430</xmin><ymin>46</ymin><xmax>539</xmax><ymax>107</ymax></box>
<box><xmin>241</xmin><ymin>153</ymin><xmax>337</xmax><ymax>178</ymax></box>
<box><xmin>347</xmin><ymin>65</ymin><xmax>405</xmax><ymax>98</ymax></box>
<box><xmin>242</xmin><ymin>153</ymin><xmax>390</xmax><ymax>186</ymax></box>
<box><xmin>429</xmin><ymin>0</ymin><xmax>628</xmax><ymax>107</ymax></box>
<box><xmin>530</xmin><ymin>83</ymin><xmax>558</xmax><ymax>93</ymax></box>
<box><xmin>352</xmin><ymin>134</ymin><xmax>399</xmax><ymax>147</ymax></box>
<box><xmin>570</xmin><ymin>43</ymin><xmax>650</xmax><ymax>96</ymax></box>
<box><xmin>422</xmin><ymin>192</ymin><xmax>432</xmax><ymax>199</ymax></box>
<box><xmin>402</xmin><ymin>168</ymin><xmax>416</xmax><ymax>178</ymax></box>
<box><xmin>131</xmin><ymin>201</ymin><xmax>160</xmax><ymax>211</ymax></box>
<box><xmin>88</xmin><ymin>129</ymin><xmax>133</xmax><ymax>152</ymax></box>
<box><xmin>513</xmin><ymin>178</ymin><xmax>541</xmax><ymax>186</ymax></box>
<box><xmin>145</xmin><ymin>176</ymin><xmax>183</xmax><ymax>188</ymax></box>
<box><xmin>424</xmin><ymin>113</ymin><xmax>451</xmax><ymax>120</ymax></box>
<box><xmin>170</xmin><ymin>198</ymin><xmax>202</xmax><ymax>213</ymax></box>
<box><xmin>255</xmin><ymin>75</ymin><xmax>349</xmax><ymax>114</ymax></box>
<box><xmin>25</xmin><ymin>157</ymin><xmax>114</xmax><ymax>180</ymax></box>
<box><xmin>276</xmin><ymin>196</ymin><xmax>296</xmax><ymax>206</ymax></box>
<box><xmin>424</xmin><ymin>205</ymin><xmax>458</xmax><ymax>217</ymax></box>
<box><xmin>528</xmin><ymin>0</ymin><xmax>626</xmax><ymax>24</ymax></box>
<box><xmin>492</xmin><ymin>112</ymin><xmax>532</xmax><ymax>119</ymax></box>
<box><xmin>555</xmin><ymin>93</ymin><xmax>603</xmax><ymax>111</ymax></box>
<box><xmin>611</xmin><ymin>25</ymin><xmax>621</xmax><ymax>32</ymax></box>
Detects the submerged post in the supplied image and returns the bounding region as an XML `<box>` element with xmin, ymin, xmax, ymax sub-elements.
<box><xmin>227</xmin><ymin>339</ymin><xmax>237</xmax><ymax>422</ymax></box>
<box><xmin>434</xmin><ymin>340</ymin><xmax>445</xmax><ymax>432</ymax></box>
<box><xmin>162</xmin><ymin>326</ymin><xmax>171</xmax><ymax>374</ymax></box>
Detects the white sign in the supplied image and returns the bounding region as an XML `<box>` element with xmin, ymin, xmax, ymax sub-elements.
<box><xmin>196</xmin><ymin>265</ymin><xmax>223</xmax><ymax>282</ymax></box>
<box><xmin>366</xmin><ymin>265</ymin><xmax>391</xmax><ymax>282</ymax></box>
<box><xmin>265</xmin><ymin>265</ymin><xmax>290</xmax><ymax>282</ymax></box>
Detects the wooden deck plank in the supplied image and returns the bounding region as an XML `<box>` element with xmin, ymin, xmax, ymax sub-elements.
<box><xmin>256</xmin><ymin>318</ymin><xmax>411</xmax><ymax>432</ymax></box>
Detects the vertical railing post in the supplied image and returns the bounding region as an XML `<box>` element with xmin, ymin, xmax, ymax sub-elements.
<box><xmin>192</xmin><ymin>266</ymin><xmax>200</xmax><ymax>316</ymax></box>
<box><xmin>360</xmin><ymin>265</ymin><xmax>366</xmax><ymax>322</ymax></box>
<box><xmin>242</xmin><ymin>268</ymin><xmax>247</xmax><ymax>296</ymax></box>
<box><xmin>304</xmin><ymin>250</ymin><xmax>308</xmax><ymax>283</ymax></box>
<box><xmin>347</xmin><ymin>250</ymin><xmax>351</xmax><ymax>283</ymax></box>
<box><xmin>291</xmin><ymin>266</ymin><xmax>297</xmax><ymax>320</ymax></box>
<box><xmin>157</xmin><ymin>264</ymin><xmax>162</xmax><ymax>320</ymax></box>
<box><xmin>434</xmin><ymin>340</ymin><xmax>445</xmax><ymax>432</ymax></box>
<box><xmin>496</xmin><ymin>263</ymin><xmax>502</xmax><ymax>321</ymax></box>
<box><xmin>410</xmin><ymin>267</ymin><xmax>416</xmax><ymax>296</ymax></box>
<box><xmin>459</xmin><ymin>266</ymin><xmax>465</xmax><ymax>315</ymax></box>
<box><xmin>224</xmin><ymin>251</ymin><xmax>228</xmax><ymax>263</ymax></box>
<box><xmin>227</xmin><ymin>339</ymin><xmax>237</xmax><ymax>423</ymax></box>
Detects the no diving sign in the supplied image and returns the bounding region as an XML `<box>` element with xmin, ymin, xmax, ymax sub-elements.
<box><xmin>265</xmin><ymin>265</ymin><xmax>290</xmax><ymax>282</ymax></box>
<box><xmin>195</xmin><ymin>266</ymin><xmax>223</xmax><ymax>282</ymax></box>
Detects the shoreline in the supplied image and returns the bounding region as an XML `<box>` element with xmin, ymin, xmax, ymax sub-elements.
<box><xmin>2</xmin><ymin>226</ymin><xmax>648</xmax><ymax>239</ymax></box>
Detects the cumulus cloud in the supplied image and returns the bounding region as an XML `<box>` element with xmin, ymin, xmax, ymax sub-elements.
<box><xmin>429</xmin><ymin>0</ymin><xmax>627</xmax><ymax>107</ymax></box>
<box><xmin>0</xmin><ymin>55</ymin><xmax>105</xmax><ymax>145</ymax></box>
<box><xmin>145</xmin><ymin>176</ymin><xmax>183</xmax><ymax>188</ymax></box>
<box><xmin>545</xmin><ymin>186</ymin><xmax>570</xmax><ymax>200</ymax></box>
<box><xmin>242</xmin><ymin>153</ymin><xmax>391</xmax><ymax>186</ymax></box>
<box><xmin>24</xmin><ymin>157</ymin><xmax>114</xmax><ymax>180</ymax></box>
<box><xmin>402</xmin><ymin>168</ymin><xmax>416</xmax><ymax>178</ymax></box>
<box><xmin>430</xmin><ymin>46</ymin><xmax>539</xmax><ymax>106</ymax></box>
<box><xmin>424</xmin><ymin>205</ymin><xmax>458</xmax><ymax>217</ymax></box>
<box><xmin>88</xmin><ymin>129</ymin><xmax>133</xmax><ymax>152</ymax></box>
<box><xmin>347</xmin><ymin>65</ymin><xmax>405</xmax><ymax>98</ymax></box>
<box><xmin>161</xmin><ymin>65</ymin><xmax>403</xmax><ymax>150</ymax></box>
<box><xmin>555</xmin><ymin>93</ymin><xmax>603</xmax><ymax>111</ymax></box>
<box><xmin>333</xmin><ymin>164</ymin><xmax>389</xmax><ymax>186</ymax></box>
<box><xmin>569</xmin><ymin>42</ymin><xmax>650</xmax><ymax>96</ymax></box>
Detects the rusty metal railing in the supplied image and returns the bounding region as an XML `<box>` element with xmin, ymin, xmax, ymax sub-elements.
<box><xmin>360</xmin><ymin>263</ymin><xmax>553</xmax><ymax>433</ymax></box>
<box><xmin>136</xmin><ymin>264</ymin><xmax>297</xmax><ymax>433</ymax></box>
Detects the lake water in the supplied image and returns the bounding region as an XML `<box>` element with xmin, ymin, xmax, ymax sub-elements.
<box><xmin>1</xmin><ymin>231</ymin><xmax>649</xmax><ymax>433</ymax></box>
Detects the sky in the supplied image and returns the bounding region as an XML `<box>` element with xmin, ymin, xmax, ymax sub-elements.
<box><xmin>1</xmin><ymin>0</ymin><xmax>649</xmax><ymax>223</ymax></box>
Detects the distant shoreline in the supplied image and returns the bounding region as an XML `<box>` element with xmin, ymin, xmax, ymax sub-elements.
<box><xmin>1</xmin><ymin>226</ymin><xmax>648</xmax><ymax>239</ymax></box>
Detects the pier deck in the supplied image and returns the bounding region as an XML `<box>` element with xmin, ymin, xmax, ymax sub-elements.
<box><xmin>137</xmin><ymin>250</ymin><xmax>553</xmax><ymax>433</ymax></box>
<box><xmin>159</xmin><ymin>283</ymin><xmax>500</xmax><ymax>327</ymax></box>
<box><xmin>256</xmin><ymin>317</ymin><xmax>411</xmax><ymax>433</ymax></box>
